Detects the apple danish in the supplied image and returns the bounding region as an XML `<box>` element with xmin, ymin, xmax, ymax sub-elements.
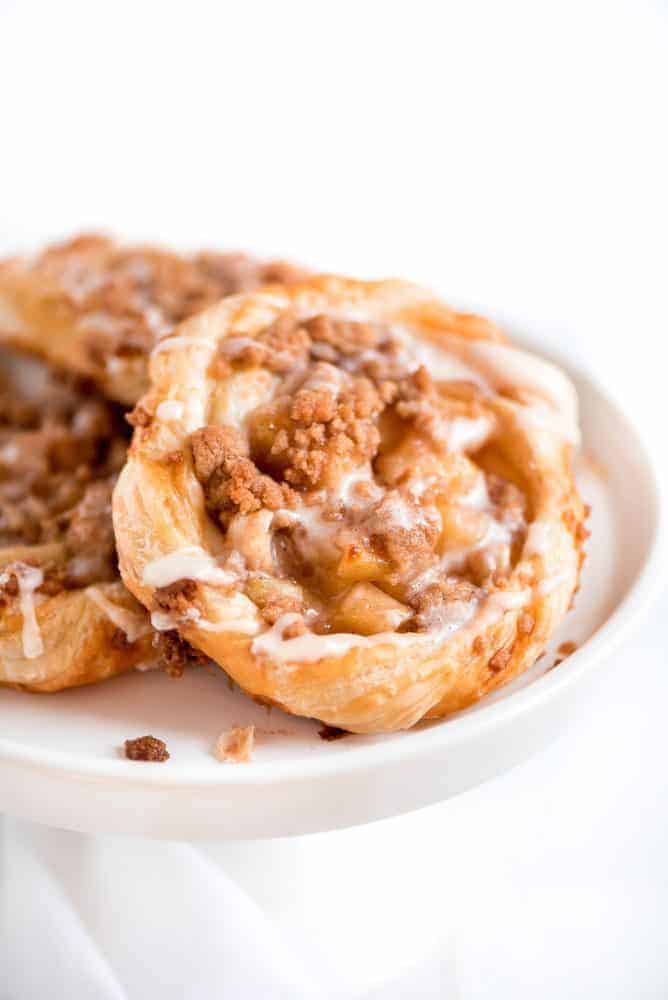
<box><xmin>0</xmin><ymin>349</ymin><xmax>156</xmax><ymax>691</ymax></box>
<box><xmin>114</xmin><ymin>276</ymin><xmax>587</xmax><ymax>733</ymax></box>
<box><xmin>0</xmin><ymin>233</ymin><xmax>307</xmax><ymax>406</ymax></box>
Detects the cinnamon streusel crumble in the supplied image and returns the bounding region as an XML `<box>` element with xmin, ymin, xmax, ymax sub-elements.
<box><xmin>169</xmin><ymin>313</ymin><xmax>529</xmax><ymax>641</ymax></box>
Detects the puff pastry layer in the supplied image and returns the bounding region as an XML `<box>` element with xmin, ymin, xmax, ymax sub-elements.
<box><xmin>114</xmin><ymin>276</ymin><xmax>587</xmax><ymax>733</ymax></box>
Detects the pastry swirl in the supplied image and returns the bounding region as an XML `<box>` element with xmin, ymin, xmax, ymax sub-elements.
<box><xmin>114</xmin><ymin>276</ymin><xmax>587</xmax><ymax>733</ymax></box>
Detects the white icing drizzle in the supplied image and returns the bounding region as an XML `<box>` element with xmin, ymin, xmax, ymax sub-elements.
<box><xmin>387</xmin><ymin>329</ymin><xmax>487</xmax><ymax>385</ymax></box>
<box><xmin>142</xmin><ymin>546</ymin><xmax>237</xmax><ymax>589</ymax></box>
<box><xmin>524</xmin><ymin>519</ymin><xmax>558</xmax><ymax>558</ymax></box>
<box><xmin>251</xmin><ymin>586</ymin><xmax>531</xmax><ymax>665</ymax></box>
<box><xmin>432</xmin><ymin>413</ymin><xmax>494</xmax><ymax>453</ymax></box>
<box><xmin>0</xmin><ymin>563</ymin><xmax>45</xmax><ymax>659</ymax></box>
<box><xmin>150</xmin><ymin>608</ymin><xmax>200</xmax><ymax>632</ymax></box>
<box><xmin>142</xmin><ymin>309</ymin><xmax>579</xmax><ymax>672</ymax></box>
<box><xmin>151</xmin><ymin>335</ymin><xmax>212</xmax><ymax>356</ymax></box>
<box><xmin>85</xmin><ymin>587</ymin><xmax>151</xmax><ymax>643</ymax></box>
<box><xmin>150</xmin><ymin>593</ymin><xmax>259</xmax><ymax>636</ymax></box>
<box><xmin>156</xmin><ymin>400</ymin><xmax>185</xmax><ymax>421</ymax></box>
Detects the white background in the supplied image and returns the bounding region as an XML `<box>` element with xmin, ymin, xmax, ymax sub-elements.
<box><xmin>1</xmin><ymin>1</ymin><xmax>667</xmax><ymax>997</ymax></box>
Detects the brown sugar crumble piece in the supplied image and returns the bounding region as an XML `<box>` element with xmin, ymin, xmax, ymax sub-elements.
<box><xmin>126</xmin><ymin>405</ymin><xmax>152</xmax><ymax>428</ymax></box>
<box><xmin>305</xmin><ymin>314</ymin><xmax>385</xmax><ymax>356</ymax></box>
<box><xmin>266</xmin><ymin>375</ymin><xmax>385</xmax><ymax>489</ymax></box>
<box><xmin>0</xmin><ymin>351</ymin><xmax>131</xmax><ymax>591</ymax></box>
<box><xmin>153</xmin><ymin>578</ymin><xmax>200</xmax><ymax>615</ymax></box>
<box><xmin>190</xmin><ymin>424</ymin><xmax>293</xmax><ymax>525</ymax></box>
<box><xmin>410</xmin><ymin>579</ymin><xmax>479</xmax><ymax>631</ymax></box>
<box><xmin>27</xmin><ymin>235</ymin><xmax>308</xmax><ymax>372</ymax></box>
<box><xmin>124</xmin><ymin>735</ymin><xmax>170</xmax><ymax>762</ymax></box>
<box><xmin>547</xmin><ymin>640</ymin><xmax>579</xmax><ymax>672</ymax></box>
<box><xmin>260</xmin><ymin>593</ymin><xmax>304</xmax><ymax>626</ymax></box>
<box><xmin>214</xmin><ymin>725</ymin><xmax>255</xmax><ymax>763</ymax></box>
<box><xmin>152</xmin><ymin>630</ymin><xmax>208</xmax><ymax>677</ymax></box>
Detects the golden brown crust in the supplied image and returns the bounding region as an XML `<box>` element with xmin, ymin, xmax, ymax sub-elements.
<box><xmin>0</xmin><ymin>234</ymin><xmax>308</xmax><ymax>405</ymax></box>
<box><xmin>0</xmin><ymin>578</ymin><xmax>154</xmax><ymax>693</ymax></box>
<box><xmin>114</xmin><ymin>276</ymin><xmax>586</xmax><ymax>733</ymax></box>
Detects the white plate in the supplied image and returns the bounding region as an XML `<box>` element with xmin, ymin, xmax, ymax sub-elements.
<box><xmin>0</xmin><ymin>333</ymin><xmax>663</xmax><ymax>839</ymax></box>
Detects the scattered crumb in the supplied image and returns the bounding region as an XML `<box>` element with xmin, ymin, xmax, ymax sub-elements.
<box><xmin>318</xmin><ymin>724</ymin><xmax>348</xmax><ymax>741</ymax></box>
<box><xmin>547</xmin><ymin>641</ymin><xmax>579</xmax><ymax>672</ymax></box>
<box><xmin>124</xmin><ymin>735</ymin><xmax>170</xmax><ymax>762</ymax></box>
<box><xmin>215</xmin><ymin>725</ymin><xmax>255</xmax><ymax>763</ymax></box>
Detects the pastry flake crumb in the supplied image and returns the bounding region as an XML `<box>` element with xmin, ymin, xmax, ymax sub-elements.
<box><xmin>214</xmin><ymin>725</ymin><xmax>255</xmax><ymax>763</ymax></box>
<box><xmin>124</xmin><ymin>734</ymin><xmax>170</xmax><ymax>761</ymax></box>
<box><xmin>548</xmin><ymin>640</ymin><xmax>579</xmax><ymax>671</ymax></box>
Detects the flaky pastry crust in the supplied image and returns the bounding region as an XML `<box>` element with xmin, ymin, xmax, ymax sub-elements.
<box><xmin>114</xmin><ymin>276</ymin><xmax>587</xmax><ymax>733</ymax></box>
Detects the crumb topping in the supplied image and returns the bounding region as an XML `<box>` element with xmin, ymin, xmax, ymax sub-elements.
<box><xmin>214</xmin><ymin>725</ymin><xmax>255</xmax><ymax>763</ymax></box>
<box><xmin>151</xmin><ymin>630</ymin><xmax>209</xmax><ymax>677</ymax></box>
<box><xmin>124</xmin><ymin>734</ymin><xmax>170</xmax><ymax>762</ymax></box>
<box><xmin>0</xmin><ymin>351</ymin><xmax>128</xmax><ymax>591</ymax></box>
<box><xmin>181</xmin><ymin>314</ymin><xmax>532</xmax><ymax>639</ymax></box>
<box><xmin>25</xmin><ymin>234</ymin><xmax>308</xmax><ymax>371</ymax></box>
<box><xmin>191</xmin><ymin>425</ymin><xmax>295</xmax><ymax>525</ymax></box>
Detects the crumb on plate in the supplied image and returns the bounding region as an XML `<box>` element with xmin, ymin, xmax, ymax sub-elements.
<box><xmin>124</xmin><ymin>734</ymin><xmax>170</xmax><ymax>762</ymax></box>
<box><xmin>214</xmin><ymin>725</ymin><xmax>255</xmax><ymax>763</ymax></box>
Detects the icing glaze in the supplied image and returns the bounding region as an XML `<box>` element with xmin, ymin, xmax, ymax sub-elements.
<box><xmin>142</xmin><ymin>546</ymin><xmax>237</xmax><ymax>589</ymax></box>
<box><xmin>85</xmin><ymin>586</ymin><xmax>151</xmax><ymax>643</ymax></box>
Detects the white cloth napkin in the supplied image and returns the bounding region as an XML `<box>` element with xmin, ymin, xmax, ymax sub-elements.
<box><xmin>4</xmin><ymin>608</ymin><xmax>668</xmax><ymax>1000</ymax></box>
<box><xmin>1</xmin><ymin>821</ymin><xmax>320</xmax><ymax>1000</ymax></box>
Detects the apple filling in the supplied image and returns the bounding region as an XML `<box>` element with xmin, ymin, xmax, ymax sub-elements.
<box><xmin>182</xmin><ymin>314</ymin><xmax>528</xmax><ymax>641</ymax></box>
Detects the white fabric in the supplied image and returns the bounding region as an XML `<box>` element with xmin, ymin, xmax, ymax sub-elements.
<box><xmin>1</xmin><ymin>0</ymin><xmax>667</xmax><ymax>996</ymax></box>
<box><xmin>3</xmin><ymin>603</ymin><xmax>668</xmax><ymax>1000</ymax></box>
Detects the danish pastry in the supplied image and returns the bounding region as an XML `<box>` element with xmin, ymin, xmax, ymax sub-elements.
<box><xmin>114</xmin><ymin>276</ymin><xmax>587</xmax><ymax>733</ymax></box>
<box><xmin>0</xmin><ymin>234</ymin><xmax>307</xmax><ymax>406</ymax></box>
<box><xmin>0</xmin><ymin>349</ymin><xmax>157</xmax><ymax>691</ymax></box>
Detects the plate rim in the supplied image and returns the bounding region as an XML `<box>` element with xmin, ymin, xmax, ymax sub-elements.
<box><xmin>0</xmin><ymin>330</ymin><xmax>664</xmax><ymax>789</ymax></box>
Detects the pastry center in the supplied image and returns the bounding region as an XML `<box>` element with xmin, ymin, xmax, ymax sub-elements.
<box><xmin>184</xmin><ymin>314</ymin><xmax>529</xmax><ymax>638</ymax></box>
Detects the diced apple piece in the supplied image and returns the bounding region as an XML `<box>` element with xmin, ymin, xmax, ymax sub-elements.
<box><xmin>327</xmin><ymin>583</ymin><xmax>412</xmax><ymax>635</ymax></box>
<box><xmin>244</xmin><ymin>574</ymin><xmax>304</xmax><ymax>611</ymax></box>
<box><xmin>435</xmin><ymin>500</ymin><xmax>490</xmax><ymax>552</ymax></box>
<box><xmin>335</xmin><ymin>542</ymin><xmax>390</xmax><ymax>583</ymax></box>
<box><xmin>248</xmin><ymin>400</ymin><xmax>291</xmax><ymax>468</ymax></box>
<box><xmin>375</xmin><ymin>437</ymin><xmax>444</xmax><ymax>487</ymax></box>
<box><xmin>227</xmin><ymin>510</ymin><xmax>276</xmax><ymax>573</ymax></box>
